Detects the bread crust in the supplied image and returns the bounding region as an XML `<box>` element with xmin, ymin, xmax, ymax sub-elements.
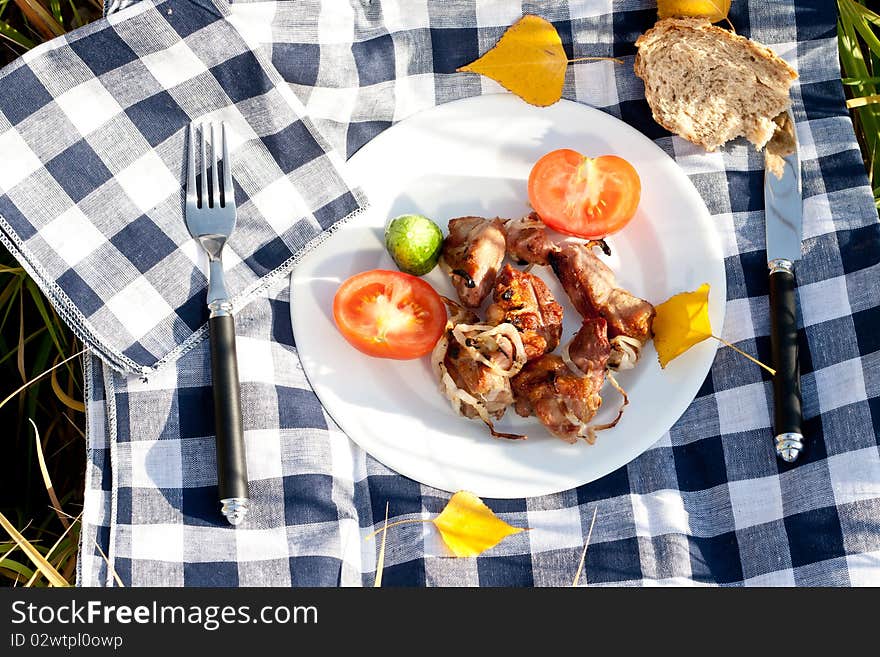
<box><xmin>634</xmin><ymin>18</ymin><xmax>798</xmax><ymax>151</ymax></box>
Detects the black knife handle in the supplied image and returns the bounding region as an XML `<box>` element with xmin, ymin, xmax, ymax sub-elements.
<box><xmin>769</xmin><ymin>262</ymin><xmax>803</xmax><ymax>461</ymax></box>
<box><xmin>209</xmin><ymin>313</ymin><xmax>249</xmax><ymax>501</ymax></box>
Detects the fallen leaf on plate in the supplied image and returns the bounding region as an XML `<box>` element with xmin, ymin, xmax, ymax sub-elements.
<box><xmin>433</xmin><ymin>491</ymin><xmax>526</xmax><ymax>557</ymax></box>
<box><xmin>653</xmin><ymin>283</ymin><xmax>775</xmax><ymax>374</ymax></box>
<box><xmin>657</xmin><ymin>0</ymin><xmax>732</xmax><ymax>23</ymax></box>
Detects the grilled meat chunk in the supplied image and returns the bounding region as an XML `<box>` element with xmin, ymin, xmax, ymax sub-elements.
<box><xmin>441</xmin><ymin>216</ymin><xmax>507</xmax><ymax>307</ymax></box>
<box><xmin>548</xmin><ymin>242</ymin><xmax>655</xmax><ymax>343</ymax></box>
<box><xmin>567</xmin><ymin>316</ymin><xmax>629</xmax><ymax>437</ymax></box>
<box><xmin>486</xmin><ymin>264</ymin><xmax>563</xmax><ymax>361</ymax></box>
<box><xmin>432</xmin><ymin>302</ymin><xmax>529</xmax><ymax>439</ymax></box>
<box><xmin>442</xmin><ymin>332</ymin><xmax>515</xmax><ymax>420</ymax></box>
<box><xmin>504</xmin><ymin>213</ymin><xmax>558</xmax><ymax>266</ymax></box>
<box><xmin>512</xmin><ymin>354</ymin><xmax>604</xmax><ymax>444</ymax></box>
<box><xmin>567</xmin><ymin>317</ymin><xmax>611</xmax><ymax>382</ymax></box>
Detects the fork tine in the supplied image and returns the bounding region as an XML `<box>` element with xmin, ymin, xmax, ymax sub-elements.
<box><xmin>200</xmin><ymin>124</ymin><xmax>208</xmax><ymax>209</ymax></box>
<box><xmin>186</xmin><ymin>124</ymin><xmax>197</xmax><ymax>204</ymax></box>
<box><xmin>221</xmin><ymin>122</ymin><xmax>233</xmax><ymax>208</ymax></box>
<box><xmin>210</xmin><ymin>123</ymin><xmax>221</xmax><ymax>210</ymax></box>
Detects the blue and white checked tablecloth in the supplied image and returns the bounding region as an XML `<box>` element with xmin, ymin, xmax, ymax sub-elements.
<box><xmin>1</xmin><ymin>0</ymin><xmax>878</xmax><ymax>586</ymax></box>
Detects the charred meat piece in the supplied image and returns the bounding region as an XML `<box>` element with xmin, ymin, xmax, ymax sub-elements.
<box><xmin>486</xmin><ymin>264</ymin><xmax>563</xmax><ymax>361</ymax></box>
<box><xmin>441</xmin><ymin>216</ymin><xmax>507</xmax><ymax>307</ymax></box>
<box><xmin>512</xmin><ymin>354</ymin><xmax>604</xmax><ymax>444</ymax></box>
<box><xmin>442</xmin><ymin>333</ymin><xmax>515</xmax><ymax>421</ymax></box>
<box><xmin>432</xmin><ymin>308</ymin><xmax>529</xmax><ymax>439</ymax></box>
<box><xmin>504</xmin><ymin>214</ymin><xmax>610</xmax><ymax>266</ymax></box>
<box><xmin>565</xmin><ymin>317</ymin><xmax>629</xmax><ymax>438</ymax></box>
<box><xmin>504</xmin><ymin>213</ymin><xmax>558</xmax><ymax>266</ymax></box>
<box><xmin>566</xmin><ymin>317</ymin><xmax>611</xmax><ymax>383</ymax></box>
<box><xmin>548</xmin><ymin>242</ymin><xmax>655</xmax><ymax>344</ymax></box>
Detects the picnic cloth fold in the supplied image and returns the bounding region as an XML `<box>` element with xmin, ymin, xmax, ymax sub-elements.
<box><xmin>0</xmin><ymin>0</ymin><xmax>366</xmax><ymax>375</ymax></box>
<box><xmin>3</xmin><ymin>0</ymin><xmax>879</xmax><ymax>586</ymax></box>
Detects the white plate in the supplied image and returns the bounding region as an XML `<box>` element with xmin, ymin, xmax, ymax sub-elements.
<box><xmin>291</xmin><ymin>95</ymin><xmax>725</xmax><ymax>498</ymax></box>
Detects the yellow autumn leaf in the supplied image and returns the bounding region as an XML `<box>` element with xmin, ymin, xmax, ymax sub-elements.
<box><xmin>658</xmin><ymin>0</ymin><xmax>732</xmax><ymax>23</ymax></box>
<box><xmin>652</xmin><ymin>283</ymin><xmax>713</xmax><ymax>368</ymax></box>
<box><xmin>653</xmin><ymin>284</ymin><xmax>776</xmax><ymax>374</ymax></box>
<box><xmin>433</xmin><ymin>491</ymin><xmax>526</xmax><ymax>557</ymax></box>
<box><xmin>457</xmin><ymin>14</ymin><xmax>567</xmax><ymax>107</ymax></box>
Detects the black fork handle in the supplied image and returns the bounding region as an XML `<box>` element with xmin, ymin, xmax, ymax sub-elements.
<box><xmin>209</xmin><ymin>314</ymin><xmax>248</xmax><ymax>501</ymax></box>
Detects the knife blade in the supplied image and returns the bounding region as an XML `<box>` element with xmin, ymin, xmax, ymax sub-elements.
<box><xmin>764</xmin><ymin>109</ymin><xmax>804</xmax><ymax>463</ymax></box>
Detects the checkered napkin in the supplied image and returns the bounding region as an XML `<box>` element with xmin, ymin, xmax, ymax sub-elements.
<box><xmin>0</xmin><ymin>0</ymin><xmax>365</xmax><ymax>375</ymax></box>
<box><xmin>7</xmin><ymin>0</ymin><xmax>877</xmax><ymax>586</ymax></box>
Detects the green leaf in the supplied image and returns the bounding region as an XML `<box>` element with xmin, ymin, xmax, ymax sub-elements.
<box><xmin>846</xmin><ymin>1</ymin><xmax>880</xmax><ymax>59</ymax></box>
<box><xmin>840</xmin><ymin>4</ymin><xmax>877</xmax><ymax>92</ymax></box>
<box><xmin>0</xmin><ymin>559</ymin><xmax>37</xmax><ymax>583</ymax></box>
<box><xmin>27</xmin><ymin>333</ymin><xmax>54</xmax><ymax>407</ymax></box>
<box><xmin>24</xmin><ymin>278</ymin><xmax>67</xmax><ymax>361</ymax></box>
<box><xmin>11</xmin><ymin>0</ymin><xmax>65</xmax><ymax>40</ymax></box>
<box><xmin>849</xmin><ymin>0</ymin><xmax>880</xmax><ymax>30</ymax></box>
<box><xmin>0</xmin><ymin>327</ymin><xmax>46</xmax><ymax>367</ymax></box>
<box><xmin>0</xmin><ymin>17</ymin><xmax>36</xmax><ymax>50</ymax></box>
<box><xmin>48</xmin><ymin>0</ymin><xmax>62</xmax><ymax>24</ymax></box>
<box><xmin>843</xmin><ymin>76</ymin><xmax>880</xmax><ymax>85</ymax></box>
<box><xmin>0</xmin><ymin>279</ymin><xmax>21</xmax><ymax>342</ymax></box>
<box><xmin>839</xmin><ymin>2</ymin><xmax>880</xmax><ymax>187</ymax></box>
<box><xmin>0</xmin><ymin>277</ymin><xmax>22</xmax><ymax>330</ymax></box>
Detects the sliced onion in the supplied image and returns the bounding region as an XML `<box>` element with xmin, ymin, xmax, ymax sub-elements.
<box><xmin>433</xmin><ymin>328</ymin><xmax>524</xmax><ymax>439</ymax></box>
<box><xmin>439</xmin><ymin>296</ymin><xmax>478</xmax><ymax>326</ymax></box>
<box><xmin>608</xmin><ymin>335</ymin><xmax>642</xmax><ymax>371</ymax></box>
<box><xmin>433</xmin><ymin>332</ymin><xmax>464</xmax><ymax>416</ymax></box>
<box><xmin>561</xmin><ymin>339</ymin><xmax>587</xmax><ymax>378</ymax></box>
<box><xmin>440</xmin><ymin>364</ymin><xmax>486</xmax><ymax>422</ymax></box>
<box><xmin>580</xmin><ymin>427</ymin><xmax>598</xmax><ymax>445</ymax></box>
<box><xmin>605</xmin><ymin>371</ymin><xmax>629</xmax><ymax>408</ymax></box>
<box><xmin>580</xmin><ymin>371</ymin><xmax>629</xmax><ymax>444</ymax></box>
<box><xmin>450</xmin><ymin>322</ymin><xmax>527</xmax><ymax>377</ymax></box>
<box><xmin>431</xmin><ymin>330</ymin><xmax>450</xmax><ymax>381</ymax></box>
<box><xmin>564</xmin><ymin>409</ymin><xmax>587</xmax><ymax>430</ymax></box>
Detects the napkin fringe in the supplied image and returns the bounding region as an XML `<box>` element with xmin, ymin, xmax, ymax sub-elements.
<box><xmin>102</xmin><ymin>359</ymin><xmax>120</xmax><ymax>587</ymax></box>
<box><xmin>149</xmin><ymin>200</ymin><xmax>371</xmax><ymax>376</ymax></box>
<box><xmin>1</xmin><ymin>198</ymin><xmax>370</xmax><ymax>377</ymax></box>
<box><xmin>0</xmin><ymin>222</ymin><xmax>139</xmax><ymax>374</ymax></box>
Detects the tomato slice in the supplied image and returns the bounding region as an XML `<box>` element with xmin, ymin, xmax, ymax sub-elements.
<box><xmin>527</xmin><ymin>149</ymin><xmax>641</xmax><ymax>239</ymax></box>
<box><xmin>333</xmin><ymin>270</ymin><xmax>446</xmax><ymax>359</ymax></box>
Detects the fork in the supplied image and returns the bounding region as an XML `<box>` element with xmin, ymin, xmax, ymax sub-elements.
<box><xmin>185</xmin><ymin>122</ymin><xmax>249</xmax><ymax>526</ymax></box>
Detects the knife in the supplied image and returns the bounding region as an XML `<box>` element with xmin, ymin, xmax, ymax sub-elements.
<box><xmin>764</xmin><ymin>109</ymin><xmax>804</xmax><ymax>463</ymax></box>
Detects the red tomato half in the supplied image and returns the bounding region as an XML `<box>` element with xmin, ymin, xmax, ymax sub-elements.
<box><xmin>333</xmin><ymin>270</ymin><xmax>446</xmax><ymax>359</ymax></box>
<box><xmin>527</xmin><ymin>149</ymin><xmax>641</xmax><ymax>239</ymax></box>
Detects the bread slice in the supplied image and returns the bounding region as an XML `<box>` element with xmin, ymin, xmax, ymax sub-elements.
<box><xmin>634</xmin><ymin>18</ymin><xmax>798</xmax><ymax>151</ymax></box>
